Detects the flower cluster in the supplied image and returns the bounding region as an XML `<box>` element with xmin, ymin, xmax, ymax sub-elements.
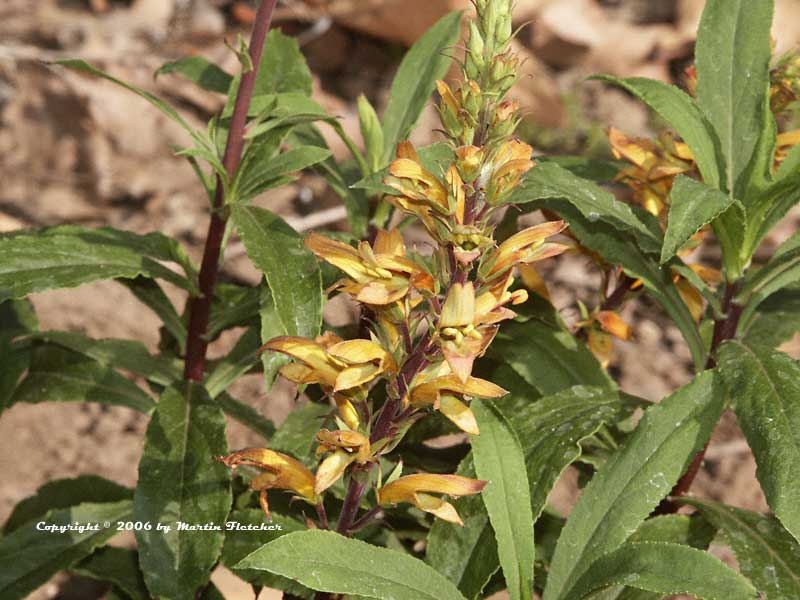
<box><xmin>217</xmin><ymin>0</ymin><xmax>566</xmax><ymax>529</ymax></box>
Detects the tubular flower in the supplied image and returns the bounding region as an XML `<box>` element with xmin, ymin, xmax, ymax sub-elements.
<box><xmin>437</xmin><ymin>282</ymin><xmax>499</xmax><ymax>382</ymax></box>
<box><xmin>216</xmin><ymin>448</ymin><xmax>317</xmax><ymax>519</ymax></box>
<box><xmin>305</xmin><ymin>230</ymin><xmax>433</xmax><ymax>306</ymax></box>
<box><xmin>478</xmin><ymin>221</ymin><xmax>567</xmax><ymax>283</ymax></box>
<box><xmin>775</xmin><ymin>129</ymin><xmax>800</xmax><ymax>169</ymax></box>
<box><xmin>377</xmin><ymin>474</ymin><xmax>487</xmax><ymax>525</ymax></box>
<box><xmin>408</xmin><ymin>373</ymin><xmax>507</xmax><ymax>434</ymax></box>
<box><xmin>264</xmin><ymin>335</ymin><xmax>397</xmax><ymax>429</ymax></box>
<box><xmin>483</xmin><ymin>140</ymin><xmax>535</xmax><ymax>205</ymax></box>
<box><xmin>608</xmin><ymin>127</ymin><xmax>694</xmax><ymax>219</ymax></box>
<box><xmin>314</xmin><ymin>429</ymin><xmax>371</xmax><ymax>494</ymax></box>
<box><xmin>576</xmin><ymin>310</ymin><xmax>632</xmax><ymax>368</ymax></box>
<box><xmin>386</xmin><ymin>142</ymin><xmax>450</xmax><ymax>217</ymax></box>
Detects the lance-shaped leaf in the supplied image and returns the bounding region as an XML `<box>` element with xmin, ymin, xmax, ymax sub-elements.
<box><xmin>71</xmin><ymin>546</ymin><xmax>149</xmax><ymax>600</ymax></box>
<box><xmin>205</xmin><ymin>326</ymin><xmax>262</xmax><ymax>398</ymax></box>
<box><xmin>236</xmin><ymin>145</ymin><xmax>332</xmax><ymax>203</ymax></box>
<box><xmin>216</xmin><ymin>392</ymin><xmax>275</xmax><ymax>441</ymax></box>
<box><xmin>508</xmin><ymin>162</ymin><xmax>661</xmax><ymax>255</ymax></box>
<box><xmin>741</xmin><ymin>288</ymin><xmax>800</xmax><ymax>349</ymax></box>
<box><xmin>134</xmin><ymin>383</ymin><xmax>231</xmax><ymax>600</ymax></box>
<box><xmin>0</xmin><ymin>299</ymin><xmax>37</xmax><ymax>412</ymax></box>
<box><xmin>11</xmin><ymin>345</ymin><xmax>155</xmax><ymax>414</ymax></box>
<box><xmin>269</xmin><ymin>402</ymin><xmax>334</xmax><ymax>466</ymax></box>
<box><xmin>0</xmin><ymin>500</ymin><xmax>132</xmax><ymax>599</ymax></box>
<box><xmin>471</xmin><ymin>399</ymin><xmax>535</xmax><ymax>600</ymax></box>
<box><xmin>661</xmin><ymin>176</ymin><xmax>735</xmax><ymax>264</ymax></box>
<box><xmin>736</xmin><ymin>245</ymin><xmax>800</xmax><ymax>327</ymax></box>
<box><xmin>236</xmin><ymin>529</ymin><xmax>468</xmax><ymax>600</ymax></box>
<box><xmin>0</xmin><ymin>225</ymin><xmax>197</xmax><ymax>300</ymax></box>
<box><xmin>380</xmin><ymin>11</ymin><xmax>462</xmax><ymax>163</ymax></box>
<box><xmin>22</xmin><ymin>330</ymin><xmax>181</xmax><ymax>385</ymax></box>
<box><xmin>427</xmin><ymin>380</ymin><xmax>620</xmax><ymax>599</ymax></box>
<box><xmin>120</xmin><ymin>277</ymin><xmax>187</xmax><ymax>350</ymax></box>
<box><xmin>533</xmin><ymin>200</ymin><xmax>707</xmax><ymax>369</ymax></box>
<box><xmin>694</xmin><ymin>0</ymin><xmax>773</xmax><ymax>197</ymax></box>
<box><xmin>232</xmin><ymin>206</ymin><xmax>322</xmax><ymax>341</ymax></box>
<box><xmin>3</xmin><ymin>475</ymin><xmax>132</xmax><ymax>535</ymax></box>
<box><xmin>156</xmin><ymin>56</ymin><xmax>233</xmax><ymax>94</ymax></box>
<box><xmin>260</xmin><ymin>284</ymin><xmax>291</xmax><ymax>392</ymax></box>
<box><xmin>745</xmin><ymin>171</ymin><xmax>800</xmax><ymax>259</ymax></box>
<box><xmin>543</xmin><ymin>370</ymin><xmax>725</xmax><ymax>600</ymax></box>
<box><xmin>569</xmin><ymin>542</ymin><xmax>759</xmax><ymax>600</ymax></box>
<box><xmin>717</xmin><ymin>341</ymin><xmax>800</xmax><ymax>542</ymax></box>
<box><xmin>683</xmin><ymin>498</ymin><xmax>800</xmax><ymax>598</ymax></box>
<box><xmin>489</xmin><ymin>319</ymin><xmax>613</xmax><ymax>395</ymax></box>
<box><xmin>592</xmin><ymin>76</ymin><xmax>721</xmax><ymax>188</ymax></box>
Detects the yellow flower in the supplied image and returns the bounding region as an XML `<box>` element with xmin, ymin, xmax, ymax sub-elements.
<box><xmin>386</xmin><ymin>142</ymin><xmax>450</xmax><ymax>217</ymax></box>
<box><xmin>437</xmin><ymin>282</ymin><xmax>513</xmax><ymax>382</ymax></box>
<box><xmin>577</xmin><ymin>309</ymin><xmax>632</xmax><ymax>368</ymax></box>
<box><xmin>216</xmin><ymin>448</ymin><xmax>317</xmax><ymax>519</ymax></box>
<box><xmin>264</xmin><ymin>335</ymin><xmax>397</xmax><ymax>429</ymax></box>
<box><xmin>775</xmin><ymin>129</ymin><xmax>800</xmax><ymax>169</ymax></box>
<box><xmin>478</xmin><ymin>221</ymin><xmax>567</xmax><ymax>283</ymax></box>
<box><xmin>305</xmin><ymin>230</ymin><xmax>434</xmax><ymax>306</ymax></box>
<box><xmin>484</xmin><ymin>140</ymin><xmax>535</xmax><ymax>205</ymax></box>
<box><xmin>608</xmin><ymin>127</ymin><xmax>694</xmax><ymax>219</ymax></box>
<box><xmin>314</xmin><ymin>429</ymin><xmax>371</xmax><ymax>494</ymax></box>
<box><xmin>377</xmin><ymin>473</ymin><xmax>487</xmax><ymax>525</ymax></box>
<box><xmin>408</xmin><ymin>373</ymin><xmax>507</xmax><ymax>434</ymax></box>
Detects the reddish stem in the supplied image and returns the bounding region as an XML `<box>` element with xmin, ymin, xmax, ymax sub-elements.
<box><xmin>183</xmin><ymin>0</ymin><xmax>278</xmax><ymax>381</ymax></box>
<box><xmin>657</xmin><ymin>280</ymin><xmax>742</xmax><ymax>513</ymax></box>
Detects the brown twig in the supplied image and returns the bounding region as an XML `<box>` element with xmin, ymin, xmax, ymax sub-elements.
<box><xmin>183</xmin><ymin>0</ymin><xmax>278</xmax><ymax>381</ymax></box>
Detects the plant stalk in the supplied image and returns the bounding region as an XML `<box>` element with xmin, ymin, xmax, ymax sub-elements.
<box><xmin>657</xmin><ymin>280</ymin><xmax>742</xmax><ymax>513</ymax></box>
<box><xmin>183</xmin><ymin>0</ymin><xmax>278</xmax><ymax>381</ymax></box>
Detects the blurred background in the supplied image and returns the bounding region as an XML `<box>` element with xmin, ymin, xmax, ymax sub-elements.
<box><xmin>1</xmin><ymin>1</ymin><xmax>800</xmax><ymax>598</ymax></box>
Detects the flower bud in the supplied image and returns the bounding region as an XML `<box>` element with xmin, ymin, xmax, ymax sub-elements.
<box><xmin>455</xmin><ymin>145</ymin><xmax>484</xmax><ymax>183</ymax></box>
<box><xmin>465</xmin><ymin>22</ymin><xmax>485</xmax><ymax>80</ymax></box>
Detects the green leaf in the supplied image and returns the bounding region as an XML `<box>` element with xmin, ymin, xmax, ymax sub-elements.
<box><xmin>0</xmin><ymin>500</ymin><xmax>132</xmax><ymax>599</ymax></box>
<box><xmin>509</xmin><ymin>386</ymin><xmax>622</xmax><ymax>522</ymax></box>
<box><xmin>737</xmin><ymin>245</ymin><xmax>800</xmax><ymax>326</ymax></box>
<box><xmin>533</xmin><ymin>200</ymin><xmax>706</xmax><ymax>369</ymax></box>
<box><xmin>741</xmin><ymin>288</ymin><xmax>800</xmax><ymax>348</ymax></box>
<box><xmin>253</xmin><ymin>30</ymin><xmax>313</xmax><ymax>97</ymax></box>
<box><xmin>0</xmin><ymin>299</ymin><xmax>37</xmax><ymax>411</ymax></box>
<box><xmin>236</xmin><ymin>529</ymin><xmax>468</xmax><ymax>600</ymax></box>
<box><xmin>694</xmin><ymin>0</ymin><xmax>773</xmax><ymax>197</ymax></box>
<box><xmin>23</xmin><ymin>330</ymin><xmax>181</xmax><ymax>385</ymax></box>
<box><xmin>205</xmin><ymin>326</ymin><xmax>262</xmax><ymax>398</ymax></box>
<box><xmin>71</xmin><ymin>546</ymin><xmax>149</xmax><ymax>600</ymax></box>
<box><xmin>217</xmin><ymin>392</ymin><xmax>275</xmax><ymax>440</ymax></box>
<box><xmin>717</xmin><ymin>341</ymin><xmax>800</xmax><ymax>542</ymax></box>
<box><xmin>236</xmin><ymin>145</ymin><xmax>332</xmax><ymax>203</ymax></box>
<box><xmin>745</xmin><ymin>171</ymin><xmax>800</xmax><ymax>256</ymax></box>
<box><xmin>661</xmin><ymin>176</ymin><xmax>735</xmax><ymax>264</ymax></box>
<box><xmin>270</xmin><ymin>402</ymin><xmax>331</xmax><ymax>466</ymax></box>
<box><xmin>353</xmin><ymin>141</ymin><xmax>455</xmax><ymax>197</ymax></box>
<box><xmin>593</xmin><ymin>76</ymin><xmax>721</xmax><ymax>188</ymax></box>
<box><xmin>509</xmin><ymin>162</ymin><xmax>661</xmax><ymax>255</ymax></box>
<box><xmin>232</xmin><ymin>206</ymin><xmax>322</xmax><ymax>340</ymax></box>
<box><xmin>683</xmin><ymin>497</ymin><xmax>800</xmax><ymax>598</ymax></box>
<box><xmin>120</xmin><ymin>277</ymin><xmax>187</xmax><ymax>351</ymax></box>
<box><xmin>535</xmin><ymin>156</ymin><xmax>624</xmax><ymax>182</ymax></box>
<box><xmin>629</xmin><ymin>514</ymin><xmax>716</xmax><ymax>549</ymax></box>
<box><xmin>569</xmin><ymin>542</ymin><xmax>759</xmax><ymax>600</ymax></box>
<box><xmin>133</xmin><ymin>383</ymin><xmax>231</xmax><ymax>600</ymax></box>
<box><xmin>54</xmin><ymin>59</ymin><xmax>195</xmax><ymax>135</ymax></box>
<box><xmin>543</xmin><ymin>370</ymin><xmax>726</xmax><ymax>600</ymax></box>
<box><xmin>3</xmin><ymin>475</ymin><xmax>132</xmax><ymax>535</ymax></box>
<box><xmin>156</xmin><ymin>56</ymin><xmax>233</xmax><ymax>94</ymax></box>
<box><xmin>11</xmin><ymin>345</ymin><xmax>155</xmax><ymax>413</ymax></box>
<box><xmin>0</xmin><ymin>225</ymin><xmax>198</xmax><ymax>300</ymax></box>
<box><xmin>490</xmin><ymin>317</ymin><xmax>614</xmax><ymax>396</ymax></box>
<box><xmin>357</xmin><ymin>94</ymin><xmax>384</xmax><ymax>172</ymax></box>
<box><xmin>220</xmin><ymin>509</ymin><xmax>310</xmax><ymax>597</ymax></box>
<box><xmin>380</xmin><ymin>11</ymin><xmax>462</xmax><ymax>163</ymax></box>
<box><xmin>427</xmin><ymin>384</ymin><xmax>620</xmax><ymax>599</ymax></box>
<box><xmin>207</xmin><ymin>282</ymin><xmax>260</xmax><ymax>339</ymax></box>
<box><xmin>260</xmin><ymin>283</ymin><xmax>290</xmax><ymax>392</ymax></box>
<box><xmin>472</xmin><ymin>400</ymin><xmax>535</xmax><ymax>600</ymax></box>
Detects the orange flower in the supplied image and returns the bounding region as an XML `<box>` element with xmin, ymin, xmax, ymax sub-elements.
<box><xmin>478</xmin><ymin>221</ymin><xmax>567</xmax><ymax>283</ymax></box>
<box><xmin>377</xmin><ymin>473</ymin><xmax>487</xmax><ymax>525</ymax></box>
<box><xmin>216</xmin><ymin>448</ymin><xmax>317</xmax><ymax>519</ymax></box>
<box><xmin>484</xmin><ymin>140</ymin><xmax>535</xmax><ymax>205</ymax></box>
<box><xmin>314</xmin><ymin>429</ymin><xmax>371</xmax><ymax>494</ymax></box>
<box><xmin>305</xmin><ymin>230</ymin><xmax>433</xmax><ymax>306</ymax></box>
